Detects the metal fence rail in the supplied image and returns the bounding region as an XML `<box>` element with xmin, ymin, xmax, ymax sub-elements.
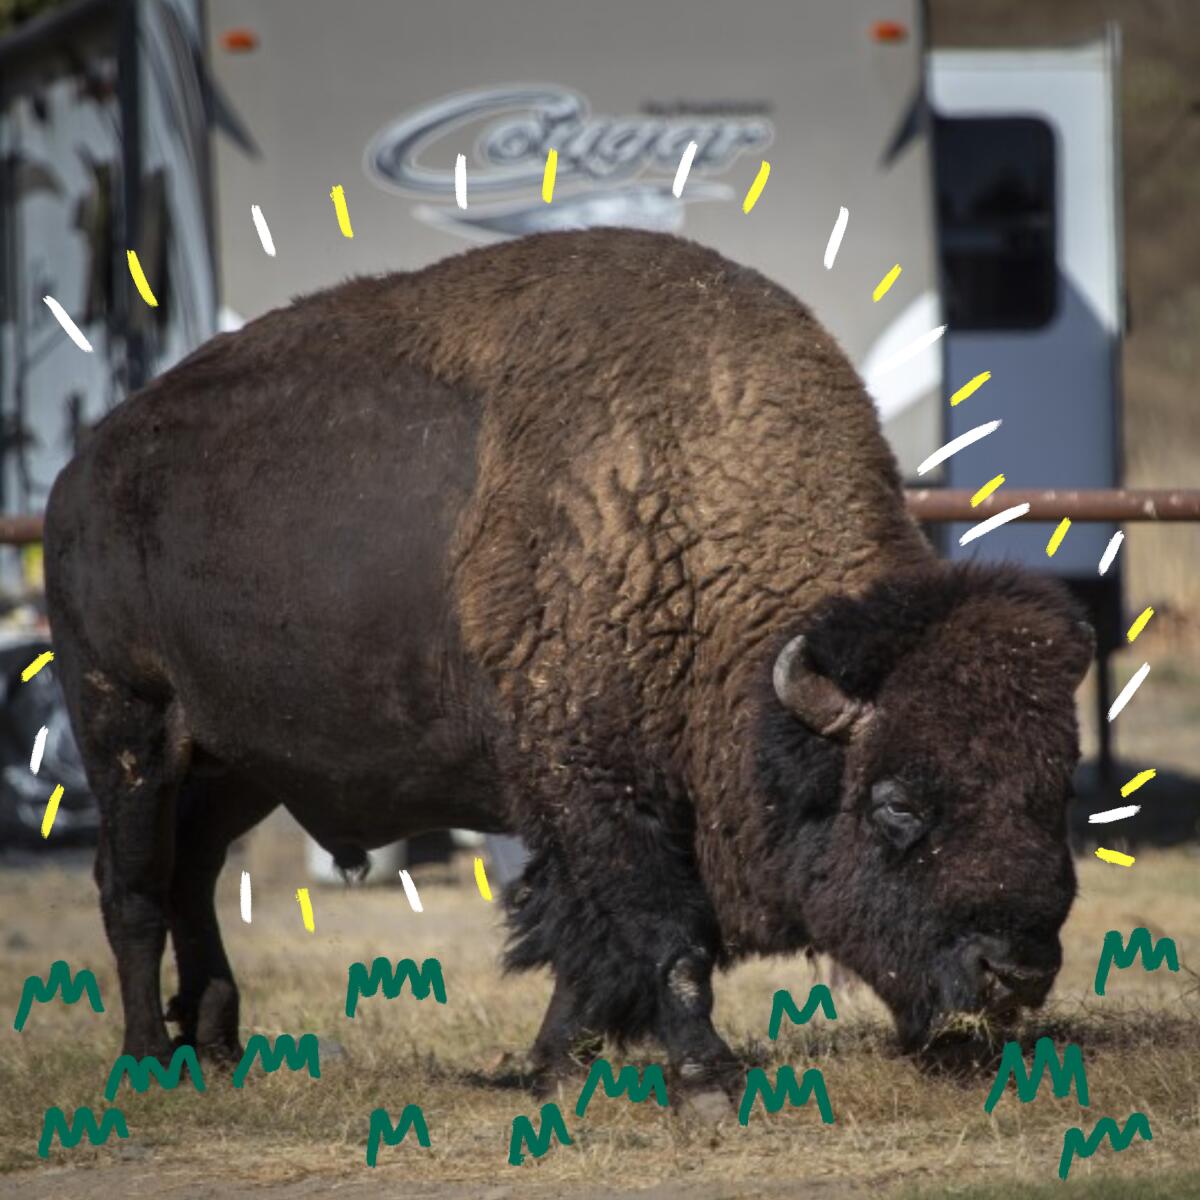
<box><xmin>906</xmin><ymin>488</ymin><xmax>1200</xmax><ymax>523</ymax></box>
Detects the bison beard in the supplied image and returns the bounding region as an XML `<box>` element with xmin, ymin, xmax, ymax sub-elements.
<box><xmin>43</xmin><ymin>228</ymin><xmax>1093</xmax><ymax>1097</ymax></box>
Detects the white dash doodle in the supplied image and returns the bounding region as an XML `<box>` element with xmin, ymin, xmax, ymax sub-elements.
<box><xmin>240</xmin><ymin>870</ymin><xmax>252</xmax><ymax>923</ymax></box>
<box><xmin>250</xmin><ymin>205</ymin><xmax>276</xmax><ymax>256</ymax></box>
<box><xmin>30</xmin><ymin>726</ymin><xmax>48</xmax><ymax>774</ymax></box>
<box><xmin>1099</xmin><ymin>530</ymin><xmax>1124</xmax><ymax>576</ymax></box>
<box><xmin>399</xmin><ymin>869</ymin><xmax>424</xmax><ymax>913</ymax></box>
<box><xmin>959</xmin><ymin>502</ymin><xmax>1031</xmax><ymax>547</ymax></box>
<box><xmin>1089</xmin><ymin>805</ymin><xmax>1141</xmax><ymax>824</ymax></box>
<box><xmin>917</xmin><ymin>420</ymin><xmax>1002</xmax><ymax>476</ymax></box>
<box><xmin>672</xmin><ymin>141</ymin><xmax>698</xmax><ymax>198</ymax></box>
<box><xmin>867</xmin><ymin>324</ymin><xmax>947</xmax><ymax>382</ymax></box>
<box><xmin>1108</xmin><ymin>662</ymin><xmax>1150</xmax><ymax>722</ymax></box>
<box><xmin>42</xmin><ymin>296</ymin><xmax>93</xmax><ymax>353</ymax></box>
<box><xmin>455</xmin><ymin>153</ymin><xmax>467</xmax><ymax>209</ymax></box>
<box><xmin>823</xmin><ymin>206</ymin><xmax>849</xmax><ymax>269</ymax></box>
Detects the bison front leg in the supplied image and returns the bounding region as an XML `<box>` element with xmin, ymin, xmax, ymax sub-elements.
<box><xmin>506</xmin><ymin>764</ymin><xmax>739</xmax><ymax>1100</ymax></box>
<box><xmin>525</xmin><ymin>974</ymin><xmax>604</xmax><ymax>1095</ymax></box>
<box><xmin>656</xmin><ymin>947</ymin><xmax>741</xmax><ymax>1095</ymax></box>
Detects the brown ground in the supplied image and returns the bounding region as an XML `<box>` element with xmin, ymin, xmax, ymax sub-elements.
<box><xmin>1</xmin><ymin>842</ymin><xmax>1197</xmax><ymax>1199</ymax></box>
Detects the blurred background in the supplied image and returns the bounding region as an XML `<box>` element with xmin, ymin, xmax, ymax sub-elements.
<box><xmin>0</xmin><ymin>0</ymin><xmax>1196</xmax><ymax>872</ymax></box>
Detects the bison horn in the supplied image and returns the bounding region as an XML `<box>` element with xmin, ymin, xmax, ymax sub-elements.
<box><xmin>773</xmin><ymin>634</ymin><xmax>873</xmax><ymax>740</ymax></box>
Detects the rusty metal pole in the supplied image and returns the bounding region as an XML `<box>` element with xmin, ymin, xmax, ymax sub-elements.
<box><xmin>0</xmin><ymin>515</ymin><xmax>47</xmax><ymax>545</ymax></box>
<box><xmin>905</xmin><ymin>487</ymin><xmax>1200</xmax><ymax>523</ymax></box>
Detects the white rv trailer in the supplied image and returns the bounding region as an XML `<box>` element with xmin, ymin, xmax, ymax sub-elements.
<box><xmin>206</xmin><ymin>0</ymin><xmax>946</xmax><ymax>483</ymax></box>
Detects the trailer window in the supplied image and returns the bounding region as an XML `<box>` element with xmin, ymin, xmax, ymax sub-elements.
<box><xmin>934</xmin><ymin>116</ymin><xmax>1057</xmax><ymax>330</ymax></box>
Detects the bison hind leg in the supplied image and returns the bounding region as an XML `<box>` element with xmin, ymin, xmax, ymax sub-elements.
<box><xmin>61</xmin><ymin>667</ymin><xmax>188</xmax><ymax>1062</ymax></box>
<box><xmin>166</xmin><ymin>766</ymin><xmax>277</xmax><ymax>1061</ymax></box>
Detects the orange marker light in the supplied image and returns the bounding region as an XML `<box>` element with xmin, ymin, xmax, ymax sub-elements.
<box><xmin>870</xmin><ymin>20</ymin><xmax>909</xmax><ymax>43</ymax></box>
<box><xmin>219</xmin><ymin>28</ymin><xmax>259</xmax><ymax>52</ymax></box>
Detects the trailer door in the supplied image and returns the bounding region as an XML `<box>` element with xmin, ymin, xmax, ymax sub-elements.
<box><xmin>929</xmin><ymin>36</ymin><xmax>1123</xmax><ymax>578</ymax></box>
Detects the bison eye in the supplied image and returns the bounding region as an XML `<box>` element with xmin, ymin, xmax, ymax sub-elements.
<box><xmin>870</xmin><ymin>780</ymin><xmax>926</xmax><ymax>851</ymax></box>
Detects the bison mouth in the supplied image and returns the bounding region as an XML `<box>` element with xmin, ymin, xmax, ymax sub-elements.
<box><xmin>895</xmin><ymin>934</ymin><xmax>1060</xmax><ymax>1062</ymax></box>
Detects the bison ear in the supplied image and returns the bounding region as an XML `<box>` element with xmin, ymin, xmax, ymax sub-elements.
<box><xmin>773</xmin><ymin>634</ymin><xmax>874</xmax><ymax>741</ymax></box>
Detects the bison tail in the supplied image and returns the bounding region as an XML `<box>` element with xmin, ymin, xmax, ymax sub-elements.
<box><xmin>331</xmin><ymin>843</ymin><xmax>371</xmax><ymax>884</ymax></box>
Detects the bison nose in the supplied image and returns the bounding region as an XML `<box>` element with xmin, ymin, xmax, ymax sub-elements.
<box><xmin>981</xmin><ymin>957</ymin><xmax>1056</xmax><ymax>1010</ymax></box>
<box><xmin>961</xmin><ymin>936</ymin><xmax>1057</xmax><ymax>1014</ymax></box>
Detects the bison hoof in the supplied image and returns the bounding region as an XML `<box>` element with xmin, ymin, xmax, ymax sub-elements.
<box><xmin>166</xmin><ymin>980</ymin><xmax>242</xmax><ymax>1062</ymax></box>
<box><xmin>672</xmin><ymin>1056</ymin><xmax>744</xmax><ymax>1097</ymax></box>
<box><xmin>172</xmin><ymin>1033</ymin><xmax>244</xmax><ymax>1065</ymax></box>
<box><xmin>123</xmin><ymin>1039</ymin><xmax>176</xmax><ymax>1066</ymax></box>
<box><xmin>529</xmin><ymin>1056</ymin><xmax>593</xmax><ymax>1100</ymax></box>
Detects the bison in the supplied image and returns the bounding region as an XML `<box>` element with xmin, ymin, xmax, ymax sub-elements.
<box><xmin>44</xmin><ymin>227</ymin><xmax>1093</xmax><ymax>1096</ymax></box>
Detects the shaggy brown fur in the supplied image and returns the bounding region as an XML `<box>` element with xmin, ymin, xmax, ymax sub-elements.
<box><xmin>43</xmin><ymin>228</ymin><xmax>1092</xmax><ymax>1094</ymax></box>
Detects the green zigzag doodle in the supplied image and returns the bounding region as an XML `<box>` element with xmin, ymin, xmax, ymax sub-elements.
<box><xmin>366</xmin><ymin>1105</ymin><xmax>430</xmax><ymax>1166</ymax></box>
<box><xmin>738</xmin><ymin>1065</ymin><xmax>835</xmax><ymax>1127</ymax></box>
<box><xmin>509</xmin><ymin>1102</ymin><xmax>573</xmax><ymax>1166</ymax></box>
<box><xmin>233</xmin><ymin>1033</ymin><xmax>321</xmax><ymax>1088</ymax></box>
<box><xmin>575</xmin><ymin>1058</ymin><xmax>668</xmax><ymax>1118</ymax></box>
<box><xmin>38</xmin><ymin>1106</ymin><xmax>127</xmax><ymax>1159</ymax></box>
<box><xmin>768</xmin><ymin>985</ymin><xmax>837</xmax><ymax>1039</ymax></box>
<box><xmin>984</xmin><ymin>1038</ymin><xmax>1089</xmax><ymax>1114</ymax></box>
<box><xmin>1059</xmin><ymin>1112</ymin><xmax>1152</xmax><ymax>1180</ymax></box>
<box><xmin>105</xmin><ymin>1045</ymin><xmax>206</xmax><ymax>1101</ymax></box>
<box><xmin>14</xmin><ymin>961</ymin><xmax>104</xmax><ymax>1032</ymax></box>
<box><xmin>1094</xmin><ymin>928</ymin><xmax>1180</xmax><ymax>996</ymax></box>
<box><xmin>345</xmin><ymin>957</ymin><xmax>446</xmax><ymax>1018</ymax></box>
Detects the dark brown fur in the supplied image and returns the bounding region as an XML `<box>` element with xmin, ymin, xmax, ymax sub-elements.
<box><xmin>43</xmin><ymin>229</ymin><xmax>1092</xmax><ymax>1090</ymax></box>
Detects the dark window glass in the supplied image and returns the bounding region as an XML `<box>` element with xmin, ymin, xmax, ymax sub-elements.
<box><xmin>934</xmin><ymin>115</ymin><xmax>1057</xmax><ymax>330</ymax></box>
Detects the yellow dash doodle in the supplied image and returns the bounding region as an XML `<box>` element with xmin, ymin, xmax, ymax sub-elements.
<box><xmin>950</xmin><ymin>370</ymin><xmax>991</xmax><ymax>406</ymax></box>
<box><xmin>329</xmin><ymin>185</ymin><xmax>354</xmax><ymax>238</ymax></box>
<box><xmin>1095</xmin><ymin>848</ymin><xmax>1135</xmax><ymax>868</ymax></box>
<box><xmin>41</xmin><ymin>785</ymin><xmax>64</xmax><ymax>838</ymax></box>
<box><xmin>474</xmin><ymin>857</ymin><xmax>493</xmax><ymax>902</ymax></box>
<box><xmin>1046</xmin><ymin>518</ymin><xmax>1071</xmax><ymax>557</ymax></box>
<box><xmin>971</xmin><ymin>474</ymin><xmax>1005</xmax><ymax>507</ymax></box>
<box><xmin>126</xmin><ymin>250</ymin><xmax>158</xmax><ymax>307</ymax></box>
<box><xmin>1121</xmin><ymin>769</ymin><xmax>1156</xmax><ymax>798</ymax></box>
<box><xmin>542</xmin><ymin>149</ymin><xmax>557</xmax><ymax>203</ymax></box>
<box><xmin>742</xmin><ymin>161</ymin><xmax>771</xmax><ymax>213</ymax></box>
<box><xmin>22</xmin><ymin>651</ymin><xmax>54</xmax><ymax>681</ymax></box>
<box><xmin>872</xmin><ymin>264</ymin><xmax>902</xmax><ymax>302</ymax></box>
<box><xmin>295</xmin><ymin>887</ymin><xmax>315</xmax><ymax>932</ymax></box>
<box><xmin>1126</xmin><ymin>606</ymin><xmax>1154</xmax><ymax>642</ymax></box>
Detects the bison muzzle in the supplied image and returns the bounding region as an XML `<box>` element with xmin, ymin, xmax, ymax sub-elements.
<box><xmin>43</xmin><ymin>228</ymin><xmax>1093</xmax><ymax>1096</ymax></box>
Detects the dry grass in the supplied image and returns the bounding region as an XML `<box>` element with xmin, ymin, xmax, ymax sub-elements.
<box><xmin>1</xmin><ymin>837</ymin><xmax>1197</xmax><ymax>1198</ymax></box>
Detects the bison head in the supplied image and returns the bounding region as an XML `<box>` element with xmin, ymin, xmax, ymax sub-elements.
<box><xmin>759</xmin><ymin>563</ymin><xmax>1094</xmax><ymax>1052</ymax></box>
